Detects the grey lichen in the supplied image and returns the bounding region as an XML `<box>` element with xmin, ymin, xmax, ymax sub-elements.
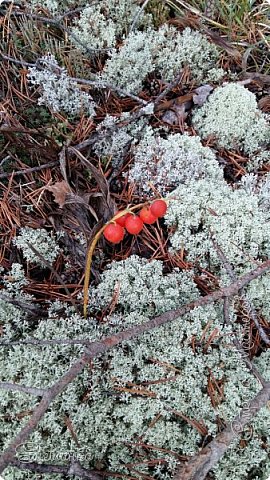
<box><xmin>93</xmin><ymin>113</ymin><xmax>148</xmax><ymax>168</ymax></box>
<box><xmin>70</xmin><ymin>0</ymin><xmax>153</xmax><ymax>53</ymax></box>
<box><xmin>101</xmin><ymin>30</ymin><xmax>155</xmax><ymax>94</ymax></box>
<box><xmin>101</xmin><ymin>26</ymin><xmax>224</xmax><ymax>94</ymax></box>
<box><xmin>154</xmin><ymin>25</ymin><xmax>224</xmax><ymax>84</ymax></box>
<box><xmin>27</xmin><ymin>54</ymin><xmax>96</xmax><ymax>117</ymax></box>
<box><xmin>192</xmin><ymin>83</ymin><xmax>270</xmax><ymax>155</ymax></box>
<box><xmin>128</xmin><ymin>128</ymin><xmax>223</xmax><ymax>194</ymax></box>
<box><xmin>165</xmin><ymin>178</ymin><xmax>270</xmax><ymax>273</ymax></box>
<box><xmin>13</xmin><ymin>227</ymin><xmax>61</xmax><ymax>267</ymax></box>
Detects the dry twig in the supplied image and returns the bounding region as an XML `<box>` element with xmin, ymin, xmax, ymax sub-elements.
<box><xmin>212</xmin><ymin>238</ymin><xmax>270</xmax><ymax>346</ymax></box>
<box><xmin>10</xmin><ymin>457</ymin><xmax>102</xmax><ymax>480</ymax></box>
<box><xmin>0</xmin><ymin>382</ymin><xmax>45</xmax><ymax>397</ymax></box>
<box><xmin>0</xmin><ymin>160</ymin><xmax>59</xmax><ymax>179</ymax></box>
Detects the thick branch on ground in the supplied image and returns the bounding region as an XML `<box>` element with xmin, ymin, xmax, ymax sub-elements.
<box><xmin>0</xmin><ymin>259</ymin><xmax>269</xmax><ymax>473</ymax></box>
<box><xmin>174</xmin><ymin>381</ymin><xmax>270</xmax><ymax>480</ymax></box>
<box><xmin>10</xmin><ymin>457</ymin><xmax>101</xmax><ymax>480</ymax></box>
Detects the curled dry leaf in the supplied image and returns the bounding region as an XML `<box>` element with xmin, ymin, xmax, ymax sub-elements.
<box><xmin>47</xmin><ymin>181</ymin><xmax>99</xmax><ymax>221</ymax></box>
<box><xmin>46</xmin><ymin>180</ymin><xmax>72</xmax><ymax>208</ymax></box>
<box><xmin>162</xmin><ymin>103</ymin><xmax>189</xmax><ymax>125</ymax></box>
<box><xmin>258</xmin><ymin>96</ymin><xmax>270</xmax><ymax>113</ymax></box>
<box><xmin>193</xmin><ymin>84</ymin><xmax>213</xmax><ymax>106</ymax></box>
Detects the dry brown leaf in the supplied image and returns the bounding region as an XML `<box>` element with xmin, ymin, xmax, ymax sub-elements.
<box><xmin>162</xmin><ymin>104</ymin><xmax>189</xmax><ymax>125</ymax></box>
<box><xmin>258</xmin><ymin>96</ymin><xmax>270</xmax><ymax>113</ymax></box>
<box><xmin>193</xmin><ymin>84</ymin><xmax>213</xmax><ymax>106</ymax></box>
<box><xmin>47</xmin><ymin>180</ymin><xmax>72</xmax><ymax>208</ymax></box>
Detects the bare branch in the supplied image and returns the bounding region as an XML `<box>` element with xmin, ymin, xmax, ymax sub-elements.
<box><xmin>0</xmin><ymin>52</ymin><xmax>34</xmax><ymax>67</ymax></box>
<box><xmin>71</xmin><ymin>76</ymin><xmax>148</xmax><ymax>105</ymax></box>
<box><xmin>0</xmin><ymin>292</ymin><xmax>47</xmax><ymax>317</ymax></box>
<box><xmin>3</xmin><ymin>9</ymin><xmax>108</xmax><ymax>56</ymax></box>
<box><xmin>0</xmin><ymin>338</ymin><xmax>93</xmax><ymax>347</ymax></box>
<box><xmin>0</xmin><ymin>160</ymin><xmax>59</xmax><ymax>179</ymax></box>
<box><xmin>0</xmin><ymin>259</ymin><xmax>270</xmax><ymax>473</ymax></box>
<box><xmin>212</xmin><ymin>238</ymin><xmax>270</xmax><ymax>345</ymax></box>
<box><xmin>129</xmin><ymin>0</ymin><xmax>151</xmax><ymax>32</ymax></box>
<box><xmin>67</xmin><ymin>72</ymin><xmax>186</xmax><ymax>154</ymax></box>
<box><xmin>0</xmin><ymin>382</ymin><xmax>45</xmax><ymax>397</ymax></box>
<box><xmin>10</xmin><ymin>457</ymin><xmax>102</xmax><ymax>480</ymax></box>
<box><xmin>0</xmin><ymin>351</ymin><xmax>90</xmax><ymax>473</ymax></box>
<box><xmin>223</xmin><ymin>297</ymin><xmax>266</xmax><ymax>386</ymax></box>
<box><xmin>1</xmin><ymin>54</ymin><xmax>147</xmax><ymax>105</ymax></box>
<box><xmin>174</xmin><ymin>381</ymin><xmax>270</xmax><ymax>480</ymax></box>
<box><xmin>153</xmin><ymin>71</ymin><xmax>185</xmax><ymax>108</ymax></box>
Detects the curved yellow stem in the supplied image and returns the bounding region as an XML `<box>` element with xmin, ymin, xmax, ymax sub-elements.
<box><xmin>83</xmin><ymin>203</ymin><xmax>147</xmax><ymax>317</ymax></box>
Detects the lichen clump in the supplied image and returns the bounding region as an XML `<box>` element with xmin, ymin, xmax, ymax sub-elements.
<box><xmin>70</xmin><ymin>0</ymin><xmax>152</xmax><ymax>52</ymax></box>
<box><xmin>165</xmin><ymin>178</ymin><xmax>270</xmax><ymax>273</ymax></box>
<box><xmin>27</xmin><ymin>54</ymin><xmax>96</xmax><ymax>117</ymax></box>
<box><xmin>128</xmin><ymin>129</ymin><xmax>223</xmax><ymax>194</ymax></box>
<box><xmin>192</xmin><ymin>83</ymin><xmax>270</xmax><ymax>154</ymax></box>
<box><xmin>14</xmin><ymin>227</ymin><xmax>61</xmax><ymax>267</ymax></box>
<box><xmin>101</xmin><ymin>26</ymin><xmax>224</xmax><ymax>93</ymax></box>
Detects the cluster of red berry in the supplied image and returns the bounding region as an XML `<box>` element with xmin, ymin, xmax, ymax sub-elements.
<box><xmin>103</xmin><ymin>200</ymin><xmax>168</xmax><ymax>244</ymax></box>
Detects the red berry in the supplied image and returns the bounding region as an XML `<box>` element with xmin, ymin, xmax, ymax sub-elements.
<box><xmin>115</xmin><ymin>211</ymin><xmax>132</xmax><ymax>227</ymax></box>
<box><xmin>103</xmin><ymin>223</ymin><xmax>125</xmax><ymax>244</ymax></box>
<box><xmin>125</xmin><ymin>215</ymin><xmax>144</xmax><ymax>235</ymax></box>
<box><xmin>150</xmin><ymin>199</ymin><xmax>167</xmax><ymax>218</ymax></box>
<box><xmin>139</xmin><ymin>207</ymin><xmax>157</xmax><ymax>225</ymax></box>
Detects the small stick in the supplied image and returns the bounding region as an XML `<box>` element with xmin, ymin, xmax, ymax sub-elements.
<box><xmin>129</xmin><ymin>0</ymin><xmax>151</xmax><ymax>32</ymax></box>
<box><xmin>0</xmin><ymin>160</ymin><xmax>59</xmax><ymax>179</ymax></box>
<box><xmin>212</xmin><ymin>238</ymin><xmax>270</xmax><ymax>346</ymax></box>
<box><xmin>0</xmin><ymin>382</ymin><xmax>45</xmax><ymax>397</ymax></box>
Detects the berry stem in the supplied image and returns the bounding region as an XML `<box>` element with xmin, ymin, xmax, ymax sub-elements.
<box><xmin>83</xmin><ymin>202</ymin><xmax>148</xmax><ymax>317</ymax></box>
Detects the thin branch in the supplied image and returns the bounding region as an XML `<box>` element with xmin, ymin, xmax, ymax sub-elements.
<box><xmin>10</xmin><ymin>457</ymin><xmax>102</xmax><ymax>480</ymax></box>
<box><xmin>212</xmin><ymin>238</ymin><xmax>270</xmax><ymax>345</ymax></box>
<box><xmin>54</xmin><ymin>1</ymin><xmax>101</xmax><ymax>20</ymax></box>
<box><xmin>174</xmin><ymin>380</ymin><xmax>270</xmax><ymax>480</ymax></box>
<box><xmin>0</xmin><ymin>292</ymin><xmax>47</xmax><ymax>317</ymax></box>
<box><xmin>70</xmin><ymin>71</ymin><xmax>185</xmax><ymax>154</ymax></box>
<box><xmin>129</xmin><ymin>0</ymin><xmax>151</xmax><ymax>32</ymax></box>
<box><xmin>0</xmin><ymin>382</ymin><xmax>45</xmax><ymax>397</ymax></box>
<box><xmin>24</xmin><ymin>241</ymin><xmax>80</xmax><ymax>314</ymax></box>
<box><xmin>223</xmin><ymin>297</ymin><xmax>266</xmax><ymax>386</ymax></box>
<box><xmin>4</xmin><ymin>10</ymin><xmax>108</xmax><ymax>55</ymax></box>
<box><xmin>1</xmin><ymin>258</ymin><xmax>270</xmax><ymax>348</ymax></box>
<box><xmin>153</xmin><ymin>71</ymin><xmax>184</xmax><ymax>108</ymax></box>
<box><xmin>0</xmin><ymin>52</ymin><xmax>147</xmax><ymax>105</ymax></box>
<box><xmin>0</xmin><ymin>259</ymin><xmax>269</xmax><ymax>473</ymax></box>
<box><xmin>71</xmin><ymin>76</ymin><xmax>148</xmax><ymax>105</ymax></box>
<box><xmin>0</xmin><ymin>338</ymin><xmax>93</xmax><ymax>347</ymax></box>
<box><xmin>0</xmin><ymin>160</ymin><xmax>59</xmax><ymax>179</ymax></box>
<box><xmin>0</xmin><ymin>52</ymin><xmax>34</xmax><ymax>67</ymax></box>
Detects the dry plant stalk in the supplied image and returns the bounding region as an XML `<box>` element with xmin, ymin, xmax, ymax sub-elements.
<box><xmin>83</xmin><ymin>203</ymin><xmax>147</xmax><ymax>317</ymax></box>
